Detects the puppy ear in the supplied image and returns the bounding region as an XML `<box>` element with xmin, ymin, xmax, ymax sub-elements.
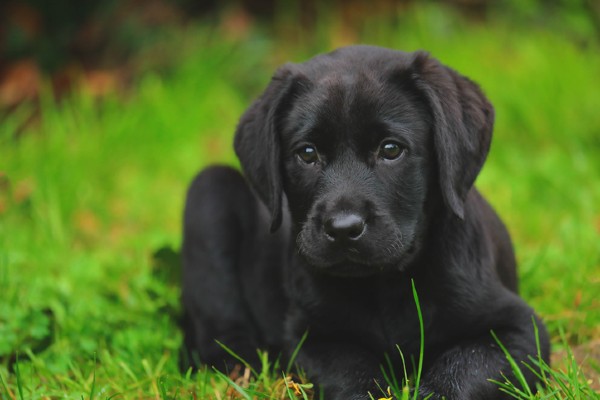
<box><xmin>411</xmin><ymin>52</ymin><xmax>494</xmax><ymax>219</ymax></box>
<box><xmin>234</xmin><ymin>65</ymin><xmax>304</xmax><ymax>232</ymax></box>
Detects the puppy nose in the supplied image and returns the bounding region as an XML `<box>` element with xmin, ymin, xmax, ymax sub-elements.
<box><xmin>324</xmin><ymin>213</ymin><xmax>366</xmax><ymax>242</ymax></box>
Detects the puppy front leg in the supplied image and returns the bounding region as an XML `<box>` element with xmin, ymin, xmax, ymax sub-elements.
<box><xmin>293</xmin><ymin>340</ymin><xmax>386</xmax><ymax>400</ymax></box>
<box><xmin>419</xmin><ymin>315</ymin><xmax>549</xmax><ymax>399</ymax></box>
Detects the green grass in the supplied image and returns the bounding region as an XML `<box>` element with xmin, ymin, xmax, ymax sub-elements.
<box><xmin>1</xmin><ymin>4</ymin><xmax>599</xmax><ymax>398</ymax></box>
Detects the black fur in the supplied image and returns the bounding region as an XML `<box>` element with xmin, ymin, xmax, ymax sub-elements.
<box><xmin>180</xmin><ymin>45</ymin><xmax>549</xmax><ymax>399</ymax></box>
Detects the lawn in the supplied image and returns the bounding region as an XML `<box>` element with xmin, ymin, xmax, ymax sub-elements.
<box><xmin>0</xmin><ymin>4</ymin><xmax>599</xmax><ymax>399</ymax></box>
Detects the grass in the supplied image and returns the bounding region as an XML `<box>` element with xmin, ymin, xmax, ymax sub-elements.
<box><xmin>490</xmin><ymin>323</ymin><xmax>600</xmax><ymax>399</ymax></box>
<box><xmin>1</xmin><ymin>3</ymin><xmax>599</xmax><ymax>398</ymax></box>
<box><xmin>374</xmin><ymin>281</ymin><xmax>429</xmax><ymax>400</ymax></box>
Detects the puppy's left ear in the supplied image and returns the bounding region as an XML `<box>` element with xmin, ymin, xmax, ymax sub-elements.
<box><xmin>234</xmin><ymin>65</ymin><xmax>305</xmax><ymax>232</ymax></box>
<box><xmin>410</xmin><ymin>52</ymin><xmax>494</xmax><ymax>219</ymax></box>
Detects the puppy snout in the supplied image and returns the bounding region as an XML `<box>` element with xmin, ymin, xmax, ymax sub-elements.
<box><xmin>324</xmin><ymin>213</ymin><xmax>366</xmax><ymax>242</ymax></box>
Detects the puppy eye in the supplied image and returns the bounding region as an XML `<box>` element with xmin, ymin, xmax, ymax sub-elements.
<box><xmin>379</xmin><ymin>141</ymin><xmax>405</xmax><ymax>161</ymax></box>
<box><xmin>296</xmin><ymin>145</ymin><xmax>319</xmax><ymax>164</ymax></box>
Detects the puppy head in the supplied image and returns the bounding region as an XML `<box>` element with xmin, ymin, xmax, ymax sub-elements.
<box><xmin>235</xmin><ymin>46</ymin><xmax>494</xmax><ymax>275</ymax></box>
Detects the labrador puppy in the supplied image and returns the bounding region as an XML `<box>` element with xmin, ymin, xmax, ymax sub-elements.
<box><xmin>180</xmin><ymin>45</ymin><xmax>550</xmax><ymax>399</ymax></box>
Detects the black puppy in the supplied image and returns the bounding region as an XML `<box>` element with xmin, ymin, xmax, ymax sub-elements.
<box><xmin>181</xmin><ymin>45</ymin><xmax>549</xmax><ymax>399</ymax></box>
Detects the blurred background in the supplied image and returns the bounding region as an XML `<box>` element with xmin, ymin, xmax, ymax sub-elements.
<box><xmin>2</xmin><ymin>0</ymin><xmax>599</xmax><ymax>117</ymax></box>
<box><xmin>0</xmin><ymin>0</ymin><xmax>599</xmax><ymax>397</ymax></box>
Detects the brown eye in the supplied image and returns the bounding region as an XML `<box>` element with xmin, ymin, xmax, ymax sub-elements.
<box><xmin>297</xmin><ymin>145</ymin><xmax>319</xmax><ymax>164</ymax></box>
<box><xmin>379</xmin><ymin>141</ymin><xmax>404</xmax><ymax>161</ymax></box>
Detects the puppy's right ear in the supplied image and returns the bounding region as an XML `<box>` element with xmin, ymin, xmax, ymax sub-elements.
<box><xmin>234</xmin><ymin>65</ymin><xmax>305</xmax><ymax>232</ymax></box>
<box><xmin>409</xmin><ymin>52</ymin><xmax>494</xmax><ymax>220</ymax></box>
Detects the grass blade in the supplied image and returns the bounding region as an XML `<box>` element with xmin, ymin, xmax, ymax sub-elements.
<box><xmin>0</xmin><ymin>372</ymin><xmax>11</xmax><ymax>400</ymax></box>
<box><xmin>411</xmin><ymin>279</ymin><xmax>425</xmax><ymax>400</ymax></box>
<box><xmin>286</xmin><ymin>330</ymin><xmax>309</xmax><ymax>374</ymax></box>
<box><xmin>490</xmin><ymin>330</ymin><xmax>533</xmax><ymax>397</ymax></box>
<box><xmin>158</xmin><ymin>378</ymin><xmax>169</xmax><ymax>400</ymax></box>
<box><xmin>282</xmin><ymin>373</ymin><xmax>297</xmax><ymax>400</ymax></box>
<box><xmin>382</xmin><ymin>353</ymin><xmax>399</xmax><ymax>392</ymax></box>
<box><xmin>396</xmin><ymin>344</ymin><xmax>409</xmax><ymax>392</ymax></box>
<box><xmin>531</xmin><ymin>317</ymin><xmax>548</xmax><ymax>385</ymax></box>
<box><xmin>212</xmin><ymin>368</ymin><xmax>252</xmax><ymax>400</ymax></box>
<box><xmin>14</xmin><ymin>354</ymin><xmax>24</xmax><ymax>400</ymax></box>
<box><xmin>199</xmin><ymin>366</ymin><xmax>210</xmax><ymax>399</ymax></box>
<box><xmin>214</xmin><ymin>340</ymin><xmax>258</xmax><ymax>377</ymax></box>
<box><xmin>89</xmin><ymin>353</ymin><xmax>97</xmax><ymax>400</ymax></box>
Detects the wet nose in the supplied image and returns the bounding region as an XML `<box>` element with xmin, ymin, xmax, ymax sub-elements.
<box><xmin>324</xmin><ymin>213</ymin><xmax>366</xmax><ymax>242</ymax></box>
